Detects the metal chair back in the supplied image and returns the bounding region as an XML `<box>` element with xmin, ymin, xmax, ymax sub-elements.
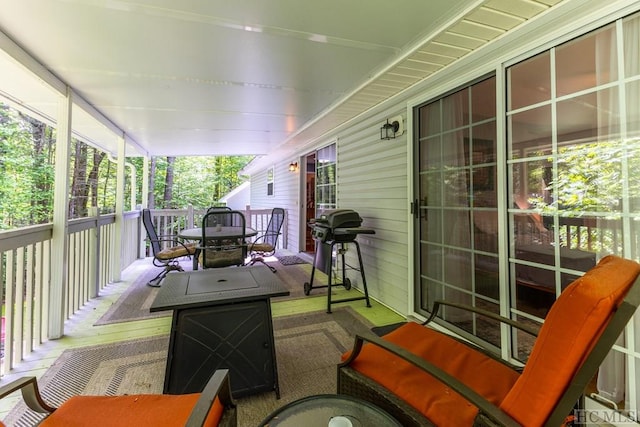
<box><xmin>200</xmin><ymin>210</ymin><xmax>247</xmax><ymax>268</ymax></box>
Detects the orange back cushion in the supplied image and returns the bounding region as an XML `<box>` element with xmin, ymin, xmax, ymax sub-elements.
<box><xmin>344</xmin><ymin>321</ymin><xmax>520</xmax><ymax>426</ymax></box>
<box><xmin>500</xmin><ymin>255</ymin><xmax>640</xmax><ymax>426</ymax></box>
<box><xmin>40</xmin><ymin>393</ymin><xmax>224</xmax><ymax>427</ymax></box>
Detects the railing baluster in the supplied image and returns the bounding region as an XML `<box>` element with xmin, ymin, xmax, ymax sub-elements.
<box><xmin>42</xmin><ymin>241</ymin><xmax>50</xmax><ymax>346</ymax></box>
<box><xmin>34</xmin><ymin>241</ymin><xmax>43</xmax><ymax>346</ymax></box>
<box><xmin>25</xmin><ymin>245</ymin><xmax>34</xmax><ymax>355</ymax></box>
<box><xmin>15</xmin><ymin>248</ymin><xmax>24</xmax><ymax>365</ymax></box>
<box><xmin>0</xmin><ymin>208</ymin><xmax>291</xmax><ymax>377</ymax></box>
<box><xmin>4</xmin><ymin>250</ymin><xmax>15</xmax><ymax>375</ymax></box>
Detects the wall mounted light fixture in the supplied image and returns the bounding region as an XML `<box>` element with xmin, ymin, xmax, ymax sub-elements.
<box><xmin>380</xmin><ymin>115</ymin><xmax>404</xmax><ymax>140</ymax></box>
<box><xmin>288</xmin><ymin>161</ymin><xmax>298</xmax><ymax>172</ymax></box>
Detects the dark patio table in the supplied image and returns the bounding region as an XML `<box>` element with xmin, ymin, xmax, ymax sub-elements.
<box><xmin>258</xmin><ymin>394</ymin><xmax>402</xmax><ymax>426</ymax></box>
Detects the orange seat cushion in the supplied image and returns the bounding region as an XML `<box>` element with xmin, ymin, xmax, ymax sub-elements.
<box><xmin>40</xmin><ymin>393</ymin><xmax>224</xmax><ymax>427</ymax></box>
<box><xmin>500</xmin><ymin>255</ymin><xmax>640</xmax><ymax>426</ymax></box>
<box><xmin>343</xmin><ymin>322</ymin><xmax>520</xmax><ymax>426</ymax></box>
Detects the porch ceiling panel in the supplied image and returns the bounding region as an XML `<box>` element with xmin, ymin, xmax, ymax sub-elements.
<box><xmin>0</xmin><ymin>0</ymin><xmax>566</xmax><ymax>162</ymax></box>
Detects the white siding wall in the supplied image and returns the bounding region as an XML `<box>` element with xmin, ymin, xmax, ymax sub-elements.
<box><xmin>336</xmin><ymin>109</ymin><xmax>409</xmax><ymax>315</ymax></box>
<box><xmin>249</xmin><ymin>162</ymin><xmax>301</xmax><ymax>253</ymax></box>
<box><xmin>249</xmin><ymin>108</ymin><xmax>411</xmax><ymax>316</ymax></box>
<box><xmin>248</xmin><ymin>0</ymin><xmax>640</xmax><ymax>318</ymax></box>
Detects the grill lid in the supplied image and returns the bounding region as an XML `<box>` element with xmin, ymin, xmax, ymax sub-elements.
<box><xmin>315</xmin><ymin>209</ymin><xmax>363</xmax><ymax>229</ymax></box>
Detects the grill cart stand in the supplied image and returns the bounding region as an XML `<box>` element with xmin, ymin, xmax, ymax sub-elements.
<box><xmin>303</xmin><ymin>209</ymin><xmax>375</xmax><ymax>313</ymax></box>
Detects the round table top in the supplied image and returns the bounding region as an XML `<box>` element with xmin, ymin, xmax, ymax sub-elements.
<box><xmin>258</xmin><ymin>394</ymin><xmax>401</xmax><ymax>427</ymax></box>
<box><xmin>178</xmin><ymin>226</ymin><xmax>258</xmax><ymax>240</ymax></box>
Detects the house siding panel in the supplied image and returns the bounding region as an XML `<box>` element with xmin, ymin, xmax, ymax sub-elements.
<box><xmin>336</xmin><ymin>111</ymin><xmax>409</xmax><ymax>315</ymax></box>
<box><xmin>249</xmin><ymin>164</ymin><xmax>300</xmax><ymax>254</ymax></box>
<box><xmin>247</xmin><ymin>108</ymin><xmax>410</xmax><ymax>315</ymax></box>
<box><xmin>247</xmin><ymin>0</ymin><xmax>640</xmax><ymax>320</ymax></box>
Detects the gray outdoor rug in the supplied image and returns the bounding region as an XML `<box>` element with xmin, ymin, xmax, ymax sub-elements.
<box><xmin>95</xmin><ymin>261</ymin><xmax>327</xmax><ymax>325</ymax></box>
<box><xmin>94</xmin><ymin>266</ymin><xmax>175</xmax><ymax>325</ymax></box>
<box><xmin>4</xmin><ymin>335</ymin><xmax>169</xmax><ymax>426</ymax></box>
<box><xmin>276</xmin><ymin>255</ymin><xmax>308</xmax><ymax>265</ymax></box>
<box><xmin>6</xmin><ymin>307</ymin><xmax>373</xmax><ymax>427</ymax></box>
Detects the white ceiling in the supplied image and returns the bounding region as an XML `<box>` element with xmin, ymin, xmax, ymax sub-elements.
<box><xmin>0</xmin><ymin>0</ymin><xmax>564</xmax><ymax>159</ymax></box>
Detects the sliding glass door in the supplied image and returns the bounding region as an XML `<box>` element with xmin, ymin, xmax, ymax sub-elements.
<box><xmin>414</xmin><ymin>11</ymin><xmax>640</xmax><ymax>416</ymax></box>
<box><xmin>414</xmin><ymin>76</ymin><xmax>500</xmax><ymax>348</ymax></box>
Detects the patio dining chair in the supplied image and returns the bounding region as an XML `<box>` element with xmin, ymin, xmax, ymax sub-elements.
<box><xmin>142</xmin><ymin>208</ymin><xmax>196</xmax><ymax>287</ymax></box>
<box><xmin>205</xmin><ymin>206</ymin><xmax>233</xmax><ymax>225</ymax></box>
<box><xmin>337</xmin><ymin>255</ymin><xmax>640</xmax><ymax>426</ymax></box>
<box><xmin>248</xmin><ymin>207</ymin><xmax>285</xmax><ymax>273</ymax></box>
<box><xmin>200</xmin><ymin>210</ymin><xmax>248</xmax><ymax>269</ymax></box>
<box><xmin>0</xmin><ymin>369</ymin><xmax>237</xmax><ymax>427</ymax></box>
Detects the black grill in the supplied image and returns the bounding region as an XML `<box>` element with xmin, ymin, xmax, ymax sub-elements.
<box><xmin>304</xmin><ymin>209</ymin><xmax>375</xmax><ymax>313</ymax></box>
<box><xmin>310</xmin><ymin>209</ymin><xmax>374</xmax><ymax>243</ymax></box>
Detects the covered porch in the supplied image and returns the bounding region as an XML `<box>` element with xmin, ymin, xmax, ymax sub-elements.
<box><xmin>2</xmin><ymin>0</ymin><xmax>640</xmax><ymax>424</ymax></box>
<box><xmin>0</xmin><ymin>207</ymin><xmax>291</xmax><ymax>376</ymax></box>
<box><xmin>0</xmin><ymin>259</ymin><xmax>403</xmax><ymax>426</ymax></box>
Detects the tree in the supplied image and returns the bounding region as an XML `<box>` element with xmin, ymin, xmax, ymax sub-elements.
<box><xmin>0</xmin><ymin>105</ymin><xmax>55</xmax><ymax>228</ymax></box>
<box><xmin>88</xmin><ymin>149</ymin><xmax>106</xmax><ymax>209</ymax></box>
<box><xmin>69</xmin><ymin>140</ymin><xmax>88</xmax><ymax>218</ymax></box>
<box><xmin>0</xmin><ymin>101</ymin><xmax>254</xmax><ymax>228</ymax></box>
<box><xmin>168</xmin><ymin>156</ymin><xmax>252</xmax><ymax>208</ymax></box>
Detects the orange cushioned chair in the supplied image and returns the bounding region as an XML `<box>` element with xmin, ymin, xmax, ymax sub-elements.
<box><xmin>0</xmin><ymin>369</ymin><xmax>236</xmax><ymax>427</ymax></box>
<box><xmin>337</xmin><ymin>255</ymin><xmax>640</xmax><ymax>427</ymax></box>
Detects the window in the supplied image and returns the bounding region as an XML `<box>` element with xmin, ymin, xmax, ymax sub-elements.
<box><xmin>266</xmin><ymin>166</ymin><xmax>274</xmax><ymax>196</ymax></box>
<box><xmin>315</xmin><ymin>143</ymin><xmax>336</xmax><ymax>213</ymax></box>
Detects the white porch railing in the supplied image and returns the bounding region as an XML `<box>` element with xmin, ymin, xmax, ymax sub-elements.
<box><xmin>0</xmin><ymin>206</ymin><xmax>286</xmax><ymax>376</ymax></box>
<box><xmin>144</xmin><ymin>206</ymin><xmax>287</xmax><ymax>255</ymax></box>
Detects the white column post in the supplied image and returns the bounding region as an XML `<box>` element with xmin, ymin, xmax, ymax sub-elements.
<box><xmin>142</xmin><ymin>156</ymin><xmax>149</xmax><ymax>209</ymax></box>
<box><xmin>128</xmin><ymin>161</ymin><xmax>137</xmax><ymax>212</ymax></box>
<box><xmin>140</xmin><ymin>156</ymin><xmax>150</xmax><ymax>258</ymax></box>
<box><xmin>49</xmin><ymin>89</ymin><xmax>72</xmax><ymax>339</ymax></box>
<box><xmin>111</xmin><ymin>135</ymin><xmax>125</xmax><ymax>282</ymax></box>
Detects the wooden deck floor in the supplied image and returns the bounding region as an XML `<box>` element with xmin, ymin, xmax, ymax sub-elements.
<box><xmin>0</xmin><ymin>257</ymin><xmax>404</xmax><ymax>420</ymax></box>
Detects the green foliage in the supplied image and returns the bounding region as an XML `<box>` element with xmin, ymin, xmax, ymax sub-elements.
<box><xmin>0</xmin><ymin>101</ymin><xmax>253</xmax><ymax>229</ymax></box>
<box><xmin>151</xmin><ymin>156</ymin><xmax>251</xmax><ymax>209</ymax></box>
<box><xmin>0</xmin><ymin>105</ymin><xmax>54</xmax><ymax>229</ymax></box>
<box><xmin>530</xmin><ymin>140</ymin><xmax>626</xmax><ymax>215</ymax></box>
<box><xmin>526</xmin><ymin>140</ymin><xmax>638</xmax><ymax>253</ymax></box>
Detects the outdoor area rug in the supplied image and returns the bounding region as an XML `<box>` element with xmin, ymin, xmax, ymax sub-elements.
<box><xmin>4</xmin><ymin>335</ymin><xmax>169</xmax><ymax>426</ymax></box>
<box><xmin>95</xmin><ymin>261</ymin><xmax>329</xmax><ymax>325</ymax></box>
<box><xmin>6</xmin><ymin>307</ymin><xmax>374</xmax><ymax>427</ymax></box>
<box><xmin>276</xmin><ymin>254</ymin><xmax>308</xmax><ymax>265</ymax></box>
<box><xmin>93</xmin><ymin>264</ymin><xmax>179</xmax><ymax>325</ymax></box>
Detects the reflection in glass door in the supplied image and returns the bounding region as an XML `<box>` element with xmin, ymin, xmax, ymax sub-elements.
<box><xmin>507</xmin><ymin>15</ymin><xmax>640</xmax><ymax>413</ymax></box>
<box><xmin>414</xmin><ymin>76</ymin><xmax>499</xmax><ymax>348</ymax></box>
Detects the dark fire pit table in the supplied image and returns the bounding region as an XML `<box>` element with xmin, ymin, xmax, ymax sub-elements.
<box><xmin>150</xmin><ymin>265</ymin><xmax>289</xmax><ymax>398</ymax></box>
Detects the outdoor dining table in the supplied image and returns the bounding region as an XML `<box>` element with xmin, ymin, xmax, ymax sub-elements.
<box><xmin>179</xmin><ymin>226</ymin><xmax>258</xmax><ymax>270</ymax></box>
